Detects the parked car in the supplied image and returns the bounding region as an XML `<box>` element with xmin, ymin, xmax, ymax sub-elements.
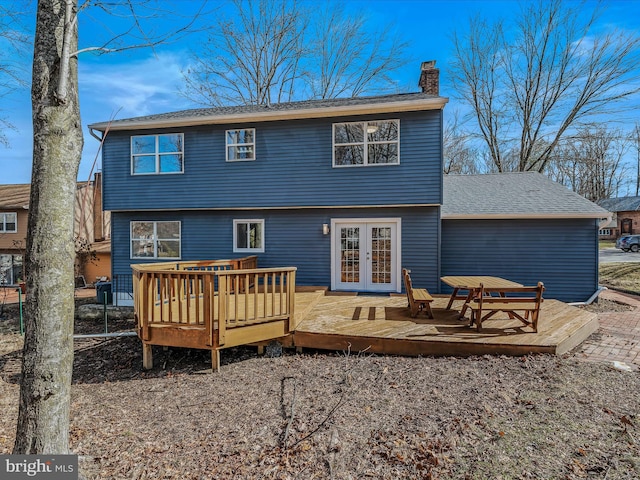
<box><xmin>616</xmin><ymin>235</ymin><xmax>640</xmax><ymax>252</ymax></box>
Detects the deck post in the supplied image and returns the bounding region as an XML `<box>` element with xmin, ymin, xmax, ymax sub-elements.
<box><xmin>212</xmin><ymin>349</ymin><xmax>220</xmax><ymax>373</ymax></box>
<box><xmin>142</xmin><ymin>343</ymin><xmax>153</xmax><ymax>370</ymax></box>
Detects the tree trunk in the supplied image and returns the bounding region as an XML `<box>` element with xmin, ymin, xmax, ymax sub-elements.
<box><xmin>14</xmin><ymin>0</ymin><xmax>82</xmax><ymax>454</ymax></box>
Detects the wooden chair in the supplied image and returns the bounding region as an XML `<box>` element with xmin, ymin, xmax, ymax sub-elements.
<box><xmin>402</xmin><ymin>268</ymin><xmax>434</xmax><ymax>319</ymax></box>
<box><xmin>465</xmin><ymin>282</ymin><xmax>544</xmax><ymax>332</ymax></box>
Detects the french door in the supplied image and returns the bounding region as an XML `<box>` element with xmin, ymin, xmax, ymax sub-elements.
<box><xmin>332</xmin><ymin>219</ymin><xmax>401</xmax><ymax>292</ymax></box>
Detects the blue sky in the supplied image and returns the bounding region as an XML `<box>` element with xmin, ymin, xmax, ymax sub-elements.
<box><xmin>1</xmin><ymin>0</ymin><xmax>639</xmax><ymax>185</ymax></box>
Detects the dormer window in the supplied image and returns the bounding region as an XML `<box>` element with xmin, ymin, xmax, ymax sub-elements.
<box><xmin>226</xmin><ymin>128</ymin><xmax>255</xmax><ymax>161</ymax></box>
<box><xmin>333</xmin><ymin>120</ymin><xmax>399</xmax><ymax>167</ymax></box>
<box><xmin>131</xmin><ymin>133</ymin><xmax>184</xmax><ymax>175</ymax></box>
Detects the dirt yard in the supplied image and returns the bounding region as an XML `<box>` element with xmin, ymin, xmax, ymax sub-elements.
<box><xmin>0</xmin><ymin>298</ymin><xmax>639</xmax><ymax>479</ymax></box>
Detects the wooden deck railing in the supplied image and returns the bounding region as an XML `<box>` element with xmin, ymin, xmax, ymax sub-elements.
<box><xmin>131</xmin><ymin>257</ymin><xmax>296</xmax><ymax>371</ymax></box>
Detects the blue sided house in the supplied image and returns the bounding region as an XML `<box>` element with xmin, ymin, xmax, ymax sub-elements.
<box><xmin>88</xmin><ymin>63</ymin><xmax>609</xmax><ymax>306</ymax></box>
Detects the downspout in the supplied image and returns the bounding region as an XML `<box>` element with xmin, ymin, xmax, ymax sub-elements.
<box><xmin>568</xmin><ymin>286</ymin><xmax>608</xmax><ymax>306</ymax></box>
<box><xmin>89</xmin><ymin>127</ymin><xmax>103</xmax><ymax>142</ymax></box>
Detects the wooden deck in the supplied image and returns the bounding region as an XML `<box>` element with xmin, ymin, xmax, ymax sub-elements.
<box><xmin>291</xmin><ymin>293</ymin><xmax>599</xmax><ymax>357</ymax></box>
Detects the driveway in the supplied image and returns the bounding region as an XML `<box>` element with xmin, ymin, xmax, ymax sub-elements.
<box><xmin>599</xmin><ymin>248</ymin><xmax>640</xmax><ymax>263</ymax></box>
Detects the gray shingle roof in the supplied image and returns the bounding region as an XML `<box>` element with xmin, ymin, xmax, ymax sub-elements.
<box><xmin>88</xmin><ymin>92</ymin><xmax>447</xmax><ymax>131</ymax></box>
<box><xmin>442</xmin><ymin>173</ymin><xmax>609</xmax><ymax>218</ymax></box>
<box><xmin>596</xmin><ymin>196</ymin><xmax>640</xmax><ymax>213</ymax></box>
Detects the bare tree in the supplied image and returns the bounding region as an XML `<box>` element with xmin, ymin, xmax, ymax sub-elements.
<box><xmin>443</xmin><ymin>113</ymin><xmax>480</xmax><ymax>174</ymax></box>
<box><xmin>451</xmin><ymin>0</ymin><xmax>640</xmax><ymax>173</ymax></box>
<box><xmin>182</xmin><ymin>0</ymin><xmax>307</xmax><ymax>106</ymax></box>
<box><xmin>14</xmin><ymin>0</ymin><xmax>203</xmax><ymax>456</ymax></box>
<box><xmin>546</xmin><ymin>126</ymin><xmax>630</xmax><ymax>201</ymax></box>
<box><xmin>305</xmin><ymin>2</ymin><xmax>407</xmax><ymax>99</ymax></box>
<box><xmin>181</xmin><ymin>0</ymin><xmax>408</xmax><ymax>106</ymax></box>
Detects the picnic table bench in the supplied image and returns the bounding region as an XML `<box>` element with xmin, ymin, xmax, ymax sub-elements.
<box><xmin>402</xmin><ymin>268</ymin><xmax>434</xmax><ymax>319</ymax></box>
<box><xmin>464</xmin><ymin>282</ymin><xmax>545</xmax><ymax>332</ymax></box>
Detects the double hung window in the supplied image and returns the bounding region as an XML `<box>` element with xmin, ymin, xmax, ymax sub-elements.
<box><xmin>233</xmin><ymin>219</ymin><xmax>264</xmax><ymax>253</ymax></box>
<box><xmin>131</xmin><ymin>133</ymin><xmax>184</xmax><ymax>175</ymax></box>
<box><xmin>130</xmin><ymin>221</ymin><xmax>181</xmax><ymax>259</ymax></box>
<box><xmin>226</xmin><ymin>129</ymin><xmax>255</xmax><ymax>161</ymax></box>
<box><xmin>333</xmin><ymin>120</ymin><xmax>399</xmax><ymax>166</ymax></box>
<box><xmin>0</xmin><ymin>213</ymin><xmax>17</xmax><ymax>233</ymax></box>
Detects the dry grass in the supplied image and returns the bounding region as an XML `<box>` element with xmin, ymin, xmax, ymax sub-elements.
<box><xmin>600</xmin><ymin>264</ymin><xmax>640</xmax><ymax>294</ymax></box>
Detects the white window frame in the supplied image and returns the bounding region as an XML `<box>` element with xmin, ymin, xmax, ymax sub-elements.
<box><xmin>332</xmin><ymin>119</ymin><xmax>400</xmax><ymax>167</ymax></box>
<box><xmin>233</xmin><ymin>219</ymin><xmax>265</xmax><ymax>253</ymax></box>
<box><xmin>0</xmin><ymin>212</ymin><xmax>17</xmax><ymax>233</ymax></box>
<box><xmin>130</xmin><ymin>221</ymin><xmax>181</xmax><ymax>259</ymax></box>
<box><xmin>226</xmin><ymin>128</ymin><xmax>256</xmax><ymax>162</ymax></box>
<box><xmin>131</xmin><ymin>133</ymin><xmax>184</xmax><ymax>175</ymax></box>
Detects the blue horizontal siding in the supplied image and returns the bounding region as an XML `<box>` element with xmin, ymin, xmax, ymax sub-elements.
<box><xmin>102</xmin><ymin>110</ymin><xmax>443</xmax><ymax>211</ymax></box>
<box><xmin>441</xmin><ymin>219</ymin><xmax>599</xmax><ymax>302</ymax></box>
<box><xmin>111</xmin><ymin>207</ymin><xmax>440</xmax><ymax>293</ymax></box>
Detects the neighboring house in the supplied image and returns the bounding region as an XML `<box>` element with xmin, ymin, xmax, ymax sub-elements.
<box><xmin>89</xmin><ymin>63</ymin><xmax>607</xmax><ymax>305</ymax></box>
<box><xmin>596</xmin><ymin>196</ymin><xmax>640</xmax><ymax>239</ymax></box>
<box><xmin>0</xmin><ymin>185</ymin><xmax>29</xmax><ymax>285</ymax></box>
<box><xmin>0</xmin><ymin>176</ymin><xmax>112</xmax><ymax>286</ymax></box>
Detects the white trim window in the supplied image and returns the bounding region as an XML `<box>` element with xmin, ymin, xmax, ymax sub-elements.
<box><xmin>333</xmin><ymin>119</ymin><xmax>399</xmax><ymax>167</ymax></box>
<box><xmin>0</xmin><ymin>212</ymin><xmax>17</xmax><ymax>233</ymax></box>
<box><xmin>130</xmin><ymin>221</ymin><xmax>181</xmax><ymax>259</ymax></box>
<box><xmin>131</xmin><ymin>133</ymin><xmax>184</xmax><ymax>175</ymax></box>
<box><xmin>226</xmin><ymin>128</ymin><xmax>255</xmax><ymax>161</ymax></box>
<box><xmin>233</xmin><ymin>219</ymin><xmax>264</xmax><ymax>253</ymax></box>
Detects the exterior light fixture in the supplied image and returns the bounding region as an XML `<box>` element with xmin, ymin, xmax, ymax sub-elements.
<box><xmin>322</xmin><ymin>224</ymin><xmax>330</xmax><ymax>235</ymax></box>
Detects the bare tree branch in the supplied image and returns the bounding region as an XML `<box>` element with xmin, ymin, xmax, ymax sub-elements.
<box><xmin>451</xmin><ymin>0</ymin><xmax>640</xmax><ymax>173</ymax></box>
<box><xmin>181</xmin><ymin>0</ymin><xmax>409</xmax><ymax>106</ymax></box>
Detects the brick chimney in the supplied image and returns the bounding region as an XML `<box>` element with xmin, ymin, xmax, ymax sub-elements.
<box><xmin>418</xmin><ymin>60</ymin><xmax>439</xmax><ymax>95</ymax></box>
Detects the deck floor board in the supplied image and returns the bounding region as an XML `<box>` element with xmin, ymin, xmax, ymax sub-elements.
<box><xmin>292</xmin><ymin>295</ymin><xmax>598</xmax><ymax>357</ymax></box>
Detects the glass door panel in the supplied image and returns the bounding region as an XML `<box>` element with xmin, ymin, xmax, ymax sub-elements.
<box><xmin>336</xmin><ymin>225</ymin><xmax>364</xmax><ymax>290</ymax></box>
<box><xmin>368</xmin><ymin>226</ymin><xmax>392</xmax><ymax>286</ymax></box>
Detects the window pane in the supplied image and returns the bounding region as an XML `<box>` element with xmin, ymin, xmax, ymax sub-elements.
<box><xmin>132</xmin><ymin>136</ymin><xmax>156</xmax><ymax>154</ymax></box>
<box><xmin>0</xmin><ymin>254</ymin><xmax>10</xmax><ymax>284</ymax></box>
<box><xmin>131</xmin><ymin>221</ymin><xmax>154</xmax><ymax>239</ymax></box>
<box><xmin>156</xmin><ymin>221</ymin><xmax>180</xmax><ymax>238</ymax></box>
<box><xmin>334</xmin><ymin>123</ymin><xmax>364</xmax><ymax>144</ymax></box>
<box><xmin>159</xmin><ymin>154</ymin><xmax>183</xmax><ymax>173</ymax></box>
<box><xmin>132</xmin><ymin>240</ymin><xmax>154</xmax><ymax>257</ymax></box>
<box><xmin>367</xmin><ymin>120</ymin><xmax>398</xmax><ymax>142</ymax></box>
<box><xmin>12</xmin><ymin>255</ymin><xmax>22</xmax><ymax>283</ymax></box>
<box><xmin>157</xmin><ymin>240</ymin><xmax>180</xmax><ymax>258</ymax></box>
<box><xmin>133</xmin><ymin>155</ymin><xmax>156</xmax><ymax>174</ymax></box>
<box><xmin>228</xmin><ymin>145</ymin><xmax>254</xmax><ymax>160</ymax></box>
<box><xmin>368</xmin><ymin>143</ymin><xmax>398</xmax><ymax>164</ymax></box>
<box><xmin>249</xmin><ymin>222</ymin><xmax>262</xmax><ymax>248</ymax></box>
<box><xmin>236</xmin><ymin>223</ymin><xmax>248</xmax><ymax>249</ymax></box>
<box><xmin>335</xmin><ymin>145</ymin><xmax>364</xmax><ymax>165</ymax></box>
<box><xmin>158</xmin><ymin>134</ymin><xmax>183</xmax><ymax>153</ymax></box>
<box><xmin>227</xmin><ymin>129</ymin><xmax>254</xmax><ymax>145</ymax></box>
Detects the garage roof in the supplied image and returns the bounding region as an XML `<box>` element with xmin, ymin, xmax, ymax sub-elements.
<box><xmin>443</xmin><ymin>173</ymin><xmax>609</xmax><ymax>219</ymax></box>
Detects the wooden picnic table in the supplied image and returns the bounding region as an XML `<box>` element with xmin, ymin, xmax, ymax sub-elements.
<box><xmin>440</xmin><ymin>275</ymin><xmax>524</xmax><ymax>318</ymax></box>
